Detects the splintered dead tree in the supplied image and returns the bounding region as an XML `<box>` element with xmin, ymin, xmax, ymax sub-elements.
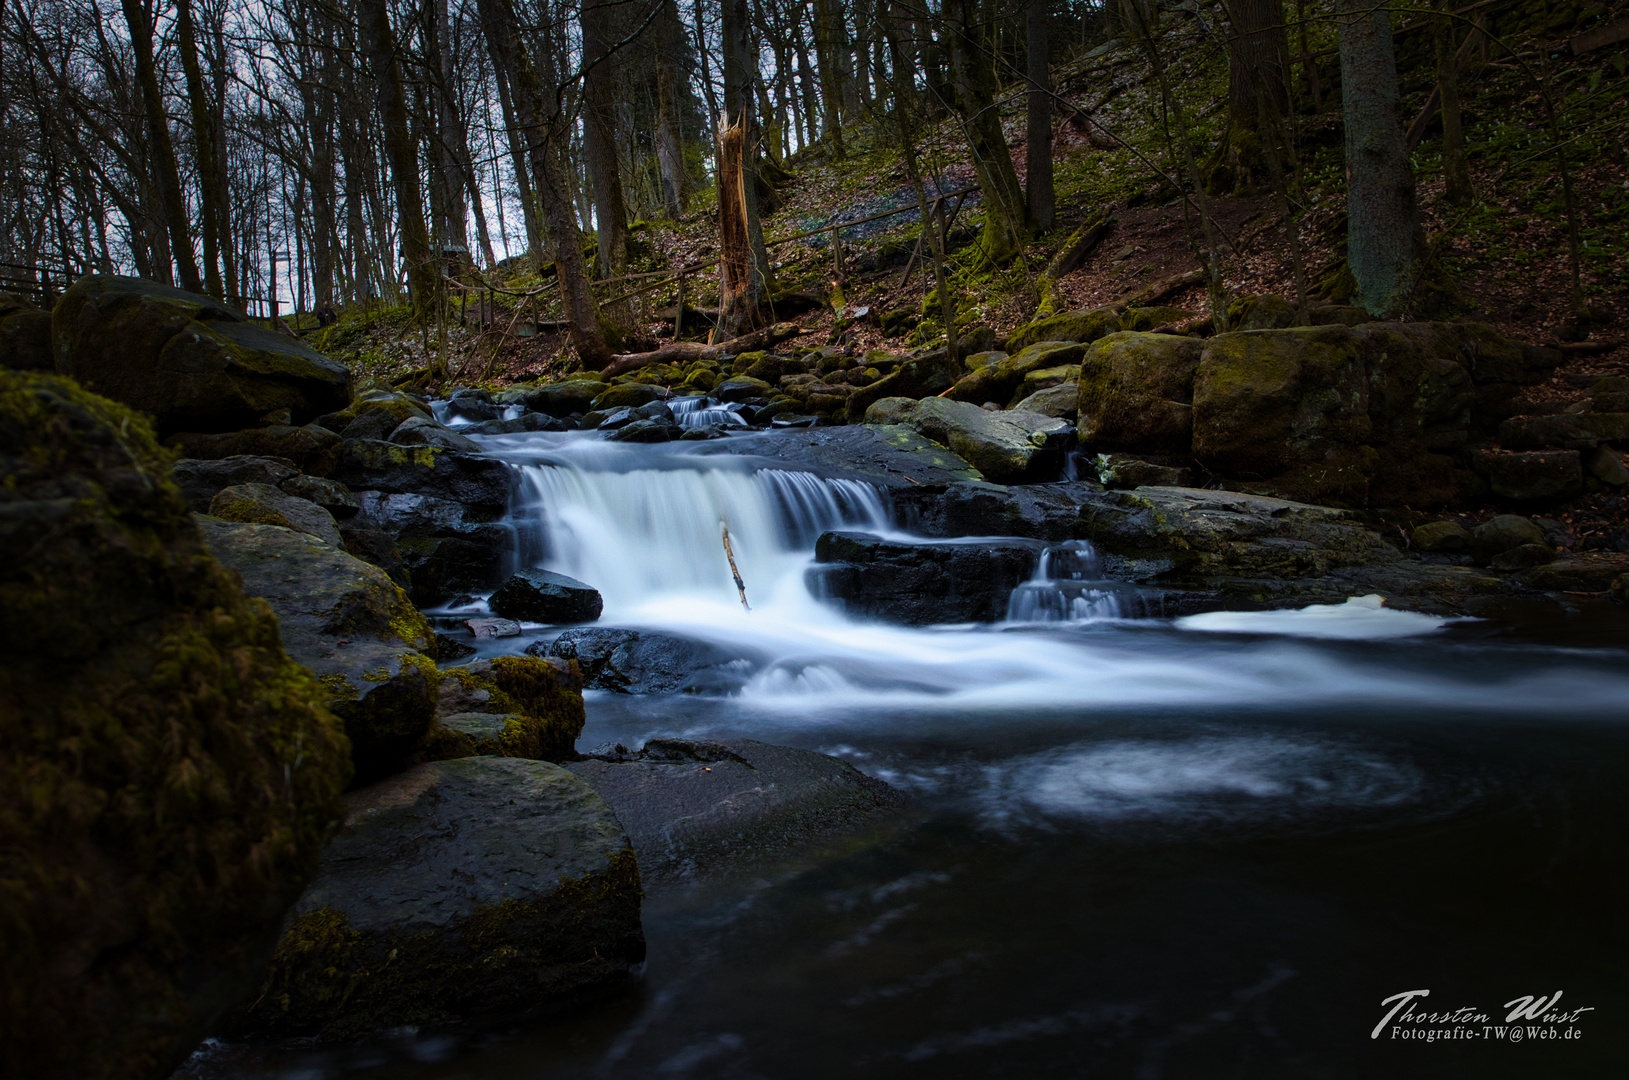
<box><xmin>717</xmin><ymin>0</ymin><xmax>773</xmax><ymax>337</ymax></box>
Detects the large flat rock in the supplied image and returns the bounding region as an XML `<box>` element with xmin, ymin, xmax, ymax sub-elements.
<box><xmin>690</xmin><ymin>423</ymin><xmax>983</xmax><ymax>488</ymax></box>
<box><xmin>568</xmin><ymin>739</ymin><xmax>905</xmax><ymax>887</ymax></box>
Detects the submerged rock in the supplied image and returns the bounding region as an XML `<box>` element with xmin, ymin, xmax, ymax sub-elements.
<box><xmin>0</xmin><ymin>373</ymin><xmax>349</xmax><ymax>1079</ymax></box>
<box><xmin>568</xmin><ymin>739</ymin><xmax>904</xmax><ymax>886</ymax></box>
<box><xmin>490</xmin><ymin>567</ymin><xmax>604</xmax><ymax>623</ymax></box>
<box><xmin>538</xmin><ymin>627</ymin><xmax>753</xmax><ymax>694</ymax></box>
<box><xmin>52</xmin><ymin>275</ymin><xmax>351</xmax><ymax>435</ymax></box>
<box><xmin>232</xmin><ymin>757</ymin><xmax>644</xmax><ymax>1042</ymax></box>
<box><xmin>199</xmin><ymin>518</ymin><xmax>439</xmax><ymax>782</ymax></box>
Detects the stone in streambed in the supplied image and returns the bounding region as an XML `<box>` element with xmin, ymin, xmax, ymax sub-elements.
<box><xmin>424</xmin><ymin>655</ymin><xmax>585</xmax><ymax>763</ymax></box>
<box><xmin>864</xmin><ymin>396</ymin><xmax>1071</xmax><ymax>484</ymax></box>
<box><xmin>170</xmin><ymin>453</ymin><xmax>298</xmax><ymax>511</ymax></box>
<box><xmin>490</xmin><ymin>567</ymin><xmax>604</xmax><ymax>623</ymax></box>
<box><xmin>1489</xmin><ymin>544</ymin><xmax>1557</xmax><ymax>571</ymax></box>
<box><xmin>1013</xmin><ymin>381</ymin><xmax>1080</xmax><ymax>419</ymax></box>
<box><xmin>390</xmin><ymin>414</ymin><xmax>482</xmax><ymax>452</ymax></box>
<box><xmin>166</xmin><ymin>423</ymin><xmax>342</xmax><ymax>475</ymax></box>
<box><xmin>811</xmin><ymin>530</ymin><xmax>1046</xmax><ymax>624</ymax></box>
<box><xmin>537</xmin><ymin>627</ymin><xmax>754</xmax><ymax>694</ymax></box>
<box><xmin>279</xmin><ymin>473</ymin><xmax>361</xmax><ymax>518</ymax></box>
<box><xmin>1469</xmin><ymin>515</ymin><xmax>1549</xmax><ymax>563</ymax></box>
<box><xmin>1412</xmin><ymin>520</ymin><xmax>1471</xmax><ymax>553</ymax></box>
<box><xmin>567</xmin><ymin>738</ymin><xmax>904</xmax><ymax>887</ymax></box>
<box><xmin>1</xmin><ymin>373</ymin><xmax>349</xmax><ymax>1079</ymax></box>
<box><xmin>231</xmin><ymin>757</ymin><xmax>644</xmax><ymax>1042</ymax></box>
<box><xmin>209</xmin><ymin>482</ymin><xmax>343</xmax><ymax>547</ymax></box>
<box><xmin>198</xmin><ymin>518</ymin><xmax>439</xmax><ymax>782</ymax></box>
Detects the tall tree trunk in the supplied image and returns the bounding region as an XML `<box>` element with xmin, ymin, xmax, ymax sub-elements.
<box><xmin>429</xmin><ymin>0</ymin><xmax>470</xmax><ymax>254</ymax></box>
<box><xmin>359</xmin><ymin>0</ymin><xmax>440</xmax><ymax>321</ymax></box>
<box><xmin>475</xmin><ymin>0</ymin><xmax>611</xmax><ymax>366</ymax></box>
<box><xmin>119</xmin><ymin>0</ymin><xmax>201</xmax><ymax>292</ymax></box>
<box><xmin>813</xmin><ymin>0</ymin><xmax>847</xmax><ymax>156</ymax></box>
<box><xmin>944</xmin><ymin>0</ymin><xmax>1029</xmax><ymax>265</ymax></box>
<box><xmin>175</xmin><ymin>0</ymin><xmax>223</xmax><ymax>298</ymax></box>
<box><xmin>1025</xmin><ymin>0</ymin><xmax>1054</xmax><ymax>231</ymax></box>
<box><xmin>1433</xmin><ymin>3</ymin><xmax>1473</xmax><ymax>206</ymax></box>
<box><xmin>486</xmin><ymin>53</ymin><xmax>544</xmax><ymax>267</ymax></box>
<box><xmin>580</xmin><ymin>0</ymin><xmax>628</xmax><ymax>277</ymax></box>
<box><xmin>655</xmin><ymin>0</ymin><xmax>688</xmax><ymax>217</ymax></box>
<box><xmin>1338</xmin><ymin>0</ymin><xmax>1419</xmax><ymax>318</ymax></box>
<box><xmin>1220</xmin><ymin>0</ymin><xmax>1292</xmax><ymax>192</ymax></box>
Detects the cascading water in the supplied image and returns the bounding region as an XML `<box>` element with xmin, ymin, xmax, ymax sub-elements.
<box><xmin>1004</xmin><ymin>540</ymin><xmax>1138</xmax><ymax>622</ymax></box>
<box><xmin>669</xmin><ymin>394</ymin><xmax>750</xmax><ymax>429</ymax></box>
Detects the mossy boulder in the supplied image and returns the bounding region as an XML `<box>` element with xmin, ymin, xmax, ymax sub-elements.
<box><xmin>319</xmin><ymin>389</ymin><xmax>430</xmax><ymax>435</ymax></box>
<box><xmin>1077</xmin><ymin>331</ymin><xmax>1206</xmax><ymax>455</ymax></box>
<box><xmin>0</xmin><ymin>293</ymin><xmax>53</xmax><ymax>371</ymax></box>
<box><xmin>592</xmin><ymin>382</ymin><xmax>670</xmax><ymax>410</ymax></box>
<box><xmin>739</xmin><ymin>352</ymin><xmax>809</xmax><ymax>383</ymax></box>
<box><xmin>1226</xmin><ymin>294</ymin><xmax>1297</xmax><ymax>331</ymax></box>
<box><xmin>53</xmin><ymin>275</ymin><xmax>352</xmax><ymax>435</ymax></box>
<box><xmin>390</xmin><ymin>414</ymin><xmax>482</xmax><ymax>452</ymax></box>
<box><xmin>231</xmin><ymin>756</ymin><xmax>643</xmax><ymax>1042</ymax></box>
<box><xmin>0</xmin><ymin>373</ymin><xmax>350</xmax><ymax>1079</ymax></box>
<box><xmin>863</xmin><ymin>397</ymin><xmax>1071</xmax><ymax>484</ymax></box>
<box><xmin>1191</xmin><ymin>323</ymin><xmax>1483</xmax><ymax>507</ymax></box>
<box><xmin>713</xmin><ymin>375</ymin><xmax>775</xmax><ymax>402</ymax></box>
<box><xmin>1412</xmin><ymin>520</ymin><xmax>1471</xmax><ymax>553</ymax></box>
<box><xmin>166</xmin><ymin>423</ymin><xmax>343</xmax><ymax>475</ymax></box>
<box><xmin>1013</xmin><ymin>382</ymin><xmax>1080</xmax><ymax>419</ymax></box>
<box><xmin>844</xmin><ymin>348</ymin><xmax>964</xmax><ymax>422</ymax></box>
<box><xmin>210</xmin><ymin>482</ymin><xmax>343</xmax><ymax>546</ymax></box>
<box><xmin>421</xmin><ymin>655</ymin><xmax>585</xmax><ymax>762</ymax></box>
<box><xmin>507</xmin><ymin>378</ymin><xmax>609</xmax><ymax>418</ymax></box>
<box><xmin>198</xmin><ymin>518</ymin><xmax>439</xmax><ymax>782</ymax></box>
<box><xmin>328</xmin><ymin>438</ymin><xmax>512</xmax><ymax>513</ymax></box>
<box><xmin>943</xmin><ymin>340</ymin><xmax>1086</xmax><ymax>407</ymax></box>
<box><xmin>1004</xmin><ymin>305</ymin><xmax>1121</xmax><ymax>353</ymax></box>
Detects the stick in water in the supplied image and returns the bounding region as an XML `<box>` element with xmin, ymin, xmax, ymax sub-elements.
<box><xmin>721</xmin><ymin>524</ymin><xmax>750</xmax><ymax>612</ymax></box>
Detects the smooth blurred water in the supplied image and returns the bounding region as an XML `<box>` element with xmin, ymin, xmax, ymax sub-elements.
<box><xmin>198</xmin><ymin>432</ymin><xmax>1629</xmax><ymax>1079</ymax></box>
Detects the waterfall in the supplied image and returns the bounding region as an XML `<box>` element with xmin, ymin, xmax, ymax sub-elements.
<box><xmin>1005</xmin><ymin>540</ymin><xmax>1137</xmax><ymax>622</ymax></box>
<box><xmin>511</xmin><ymin>455</ymin><xmax>888</xmax><ymax>617</ymax></box>
<box><xmin>670</xmin><ymin>394</ymin><xmax>750</xmax><ymax>429</ymax></box>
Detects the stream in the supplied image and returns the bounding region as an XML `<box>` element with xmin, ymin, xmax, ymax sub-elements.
<box><xmin>236</xmin><ymin>426</ymin><xmax>1629</xmax><ymax>1078</ymax></box>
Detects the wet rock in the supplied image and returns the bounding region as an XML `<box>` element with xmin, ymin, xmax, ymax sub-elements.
<box><xmin>811</xmin><ymin>530</ymin><xmax>1045</xmax><ymax>624</ymax></box>
<box><xmin>606</xmin><ymin>417</ymin><xmax>676</xmax><ymax>442</ymax></box>
<box><xmin>434</xmin><ymin>632</ymin><xmax>477</xmax><ymax>660</ymax></box>
<box><xmin>465</xmin><ymin>617</ymin><xmax>522</xmax><ymax>639</ymax></box>
<box><xmin>329</xmin><ymin>439</ymin><xmax>512</xmax><ymax>513</ymax></box>
<box><xmin>1412</xmin><ymin>520</ymin><xmax>1471</xmax><ymax>553</ymax></box>
<box><xmin>166</xmin><ymin>423</ymin><xmax>342</xmax><ymax>475</ymax></box>
<box><xmin>1</xmin><ymin>373</ymin><xmax>349</xmax><ymax>1079</ymax></box>
<box><xmin>198</xmin><ymin>518</ymin><xmax>439</xmax><ymax>782</ymax></box>
<box><xmin>445</xmin><ymin>388</ymin><xmax>502</xmax><ymax>422</ymax></box>
<box><xmin>490</xmin><ymin>567</ymin><xmax>604</xmax><ymax>623</ymax></box>
<box><xmin>713</xmin><ymin>375</ymin><xmax>775</xmax><ymax>403</ymax></box>
<box><xmin>537</xmin><ymin>627</ymin><xmax>752</xmax><ymax>694</ymax></box>
<box><xmin>390</xmin><ymin>414</ymin><xmax>482</xmax><ymax>452</ymax></box>
<box><xmin>891</xmin><ymin>480</ymin><xmax>1104</xmax><ymax>540</ymax></box>
<box><xmin>1469</xmin><ymin>515</ymin><xmax>1549</xmax><ymax>562</ymax></box>
<box><xmin>593</xmin><ymin>382</ymin><xmax>671</xmax><ymax>410</ymax></box>
<box><xmin>1093</xmin><ymin>453</ymin><xmax>1191</xmax><ymax>488</ymax></box>
<box><xmin>508</xmin><ymin>378</ymin><xmax>608</xmax><ymax>418</ymax></box>
<box><xmin>0</xmin><ymin>294</ymin><xmax>53</xmax><ymax>371</ymax></box>
<box><xmin>1012</xmin><ymin>382</ymin><xmax>1080</xmax><ymax>419</ymax></box>
<box><xmin>321</xmin><ymin>389</ymin><xmax>432</xmax><ymax>435</ymax></box>
<box><xmin>279</xmin><ymin>473</ymin><xmax>361</xmax><ymax>518</ymax></box>
<box><xmin>1478</xmin><ymin>450</ymin><xmax>1583</xmax><ymax>501</ymax></box>
<box><xmin>697</xmin><ymin>423</ymin><xmax>983</xmax><ymax>487</ymax></box>
<box><xmin>338</xmin><ymin>406</ymin><xmax>412</xmax><ymax>442</ymax></box>
<box><xmin>568</xmin><ymin>738</ymin><xmax>904</xmax><ymax>886</ymax></box>
<box><xmin>1078</xmin><ymin>331</ymin><xmax>1205</xmax><ymax>455</ymax></box>
<box><xmin>463</xmin><ymin>412</ymin><xmax>572</xmax><ymax>435</ymax></box>
<box><xmin>739</xmin><ymin>352</ymin><xmax>809</xmax><ymax>383</ymax></box>
<box><xmin>52</xmin><ymin>275</ymin><xmax>351</xmax><ymax>435</ymax></box>
<box><xmin>351</xmin><ymin>489</ymin><xmax>513</xmax><ymax>607</ymax></box>
<box><xmin>231</xmin><ymin>757</ymin><xmax>643</xmax><ymax>1042</ymax></box>
<box><xmin>864</xmin><ymin>396</ymin><xmax>1071</xmax><ymax>484</ymax></box>
<box><xmin>170</xmin><ymin>454</ymin><xmax>298</xmax><ymax>511</ymax></box>
<box><xmin>420</xmin><ymin>656</ymin><xmax>584</xmax><ymax>762</ymax></box>
<box><xmin>209</xmin><ymin>482</ymin><xmax>343</xmax><ymax>547</ymax></box>
<box><xmin>336</xmin><ymin>520</ymin><xmax>410</xmax><ymax>589</ymax></box>
<box><xmin>1516</xmin><ymin>556</ymin><xmax>1629</xmax><ymax>593</ymax></box>
<box><xmin>1015</xmin><ymin>362</ymin><xmax>1082</xmax><ymax>402</ymax></box>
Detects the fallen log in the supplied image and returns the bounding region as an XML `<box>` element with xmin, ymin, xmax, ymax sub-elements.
<box><xmin>600</xmin><ymin>322</ymin><xmax>809</xmax><ymax>379</ymax></box>
<box><xmin>1117</xmin><ymin>269</ymin><xmax>1206</xmax><ymax>309</ymax></box>
<box><xmin>1045</xmin><ymin>209</ymin><xmax>1117</xmax><ymax>280</ymax></box>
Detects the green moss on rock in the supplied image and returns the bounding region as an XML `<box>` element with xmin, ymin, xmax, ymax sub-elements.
<box><xmin>0</xmin><ymin>373</ymin><xmax>351</xmax><ymax>1079</ymax></box>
